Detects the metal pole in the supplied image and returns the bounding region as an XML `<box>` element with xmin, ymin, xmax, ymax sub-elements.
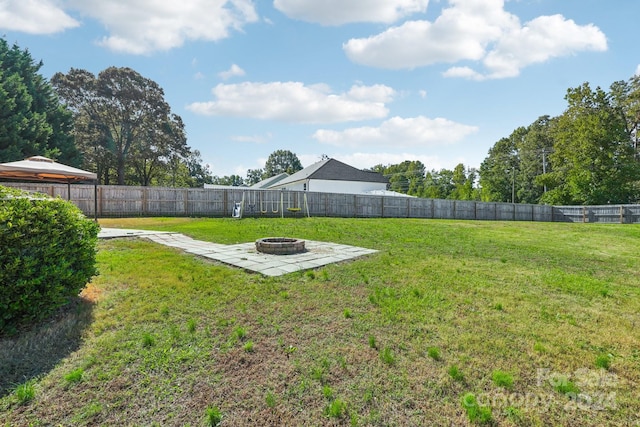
<box><xmin>94</xmin><ymin>181</ymin><xmax>98</xmax><ymax>221</ymax></box>
<box><xmin>511</xmin><ymin>167</ymin><xmax>515</xmax><ymax>204</ymax></box>
<box><xmin>542</xmin><ymin>148</ymin><xmax>547</xmax><ymax>193</ymax></box>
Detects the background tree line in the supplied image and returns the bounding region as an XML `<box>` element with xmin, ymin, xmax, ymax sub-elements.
<box><xmin>480</xmin><ymin>77</ymin><xmax>640</xmax><ymax>205</ymax></box>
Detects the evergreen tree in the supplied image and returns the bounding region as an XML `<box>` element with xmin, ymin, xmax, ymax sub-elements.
<box><xmin>0</xmin><ymin>38</ymin><xmax>79</xmax><ymax>165</ymax></box>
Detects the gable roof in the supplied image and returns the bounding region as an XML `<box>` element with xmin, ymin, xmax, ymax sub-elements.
<box><xmin>273</xmin><ymin>158</ymin><xmax>388</xmax><ymax>187</ymax></box>
<box><xmin>250</xmin><ymin>172</ymin><xmax>289</xmax><ymax>189</ymax></box>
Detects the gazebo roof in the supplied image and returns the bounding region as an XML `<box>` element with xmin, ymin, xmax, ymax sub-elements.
<box><xmin>0</xmin><ymin>156</ymin><xmax>97</xmax><ymax>182</ymax></box>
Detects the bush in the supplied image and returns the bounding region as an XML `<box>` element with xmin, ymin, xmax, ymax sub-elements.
<box><xmin>0</xmin><ymin>185</ymin><xmax>99</xmax><ymax>333</ymax></box>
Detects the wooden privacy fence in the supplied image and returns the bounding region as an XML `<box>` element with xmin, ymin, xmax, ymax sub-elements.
<box><xmin>2</xmin><ymin>182</ymin><xmax>640</xmax><ymax>223</ymax></box>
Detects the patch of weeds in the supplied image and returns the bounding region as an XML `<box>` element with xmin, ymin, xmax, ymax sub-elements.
<box><xmin>504</xmin><ymin>405</ymin><xmax>523</xmax><ymax>424</ymax></box>
<box><xmin>169</xmin><ymin>323</ymin><xmax>181</xmax><ymax>340</ymax></box>
<box><xmin>320</xmin><ymin>269</ymin><xmax>329</xmax><ymax>281</ymax></box>
<box><xmin>599</xmin><ymin>288</ymin><xmax>610</xmax><ymax>297</ymax></box>
<box><xmin>412</xmin><ymin>288</ymin><xmax>424</xmax><ymax>298</ymax></box>
<box><xmin>265</xmin><ymin>391</ymin><xmax>276</xmax><ymax>408</ymax></box>
<box><xmin>337</xmin><ymin>355</ymin><xmax>347</xmax><ymax>370</ymax></box>
<box><xmin>64</xmin><ymin>368</ymin><xmax>84</xmax><ymax>384</ymax></box>
<box><xmin>461</xmin><ymin>392</ymin><xmax>492</xmax><ymax>424</ymax></box>
<box><xmin>160</xmin><ymin>305</ymin><xmax>170</xmax><ymax>317</ymax></box>
<box><xmin>71</xmin><ymin>402</ymin><xmax>102</xmax><ymax>423</ymax></box>
<box><xmin>380</xmin><ymin>346</ymin><xmax>395</xmax><ymax>365</ymax></box>
<box><xmin>205</xmin><ymin>406</ymin><xmax>222</xmax><ymax>426</ymax></box>
<box><xmin>325</xmin><ymin>398</ymin><xmax>347</xmax><ymax>419</ymax></box>
<box><xmin>427</xmin><ymin>347</ymin><xmax>441</xmax><ymax>361</ymax></box>
<box><xmin>323</xmin><ymin>385</ymin><xmax>334</xmax><ymax>399</ymax></box>
<box><xmin>14</xmin><ymin>380</ymin><xmax>35</xmax><ymax>405</ymax></box>
<box><xmin>533</xmin><ymin>342</ymin><xmax>547</xmax><ymax>353</ymax></box>
<box><xmin>284</xmin><ymin>345</ymin><xmax>297</xmax><ymax>358</ymax></box>
<box><xmin>82</xmin><ymin>355</ymin><xmax>97</xmax><ymax>370</ymax></box>
<box><xmin>595</xmin><ymin>353</ymin><xmax>612</xmax><ymax>370</ymax></box>
<box><xmin>243</xmin><ymin>341</ymin><xmax>255</xmax><ymax>352</ymax></box>
<box><xmin>493</xmin><ymin>302</ymin><xmax>504</xmax><ymax>311</ymax></box>
<box><xmin>217</xmin><ymin>318</ymin><xmax>230</xmax><ymax>327</ymax></box>
<box><xmin>363</xmin><ymin>388</ymin><xmax>374</xmax><ymax>404</ymax></box>
<box><xmin>141</xmin><ymin>332</ymin><xmax>156</xmax><ymax>348</ymax></box>
<box><xmin>343</xmin><ymin>309</ymin><xmax>353</xmax><ymax>319</ymax></box>
<box><xmin>305</xmin><ymin>270</ymin><xmax>316</xmax><ymax>280</ymax></box>
<box><xmin>350</xmin><ymin>412</ymin><xmax>359</xmax><ymax>426</ymax></box>
<box><xmin>448</xmin><ymin>365</ymin><xmax>464</xmax><ymax>382</ymax></box>
<box><xmin>187</xmin><ymin>318</ymin><xmax>197</xmax><ymax>333</ymax></box>
<box><xmin>368</xmin><ymin>335</ymin><xmax>377</xmax><ymax>349</ymax></box>
<box><xmin>492</xmin><ymin>370</ymin><xmax>514</xmax><ymax>389</ymax></box>
<box><xmin>311</xmin><ymin>366</ymin><xmax>326</xmax><ymax>383</ymax></box>
<box><xmin>553</xmin><ymin>376</ymin><xmax>579</xmax><ymax>395</ymax></box>
<box><xmin>234</xmin><ymin>326</ymin><xmax>247</xmax><ymax>340</ymax></box>
<box><xmin>279</xmin><ymin>291</ymin><xmax>290</xmax><ymax>299</ymax></box>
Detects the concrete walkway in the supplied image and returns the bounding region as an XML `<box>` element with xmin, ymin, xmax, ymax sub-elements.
<box><xmin>98</xmin><ymin>228</ymin><xmax>377</xmax><ymax>277</ymax></box>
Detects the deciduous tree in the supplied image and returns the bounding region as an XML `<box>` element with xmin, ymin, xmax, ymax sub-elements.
<box><xmin>263</xmin><ymin>149</ymin><xmax>303</xmax><ymax>177</ymax></box>
<box><xmin>52</xmin><ymin>67</ymin><xmax>194</xmax><ymax>186</ymax></box>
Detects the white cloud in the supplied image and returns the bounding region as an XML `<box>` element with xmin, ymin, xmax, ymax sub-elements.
<box><xmin>187</xmin><ymin>82</ymin><xmax>395</xmax><ymax>124</ymax></box>
<box><xmin>231</xmin><ymin>133</ymin><xmax>272</xmax><ymax>144</ymax></box>
<box><xmin>478</xmin><ymin>14</ymin><xmax>607</xmax><ymax>79</ymax></box>
<box><xmin>344</xmin><ymin>0</ymin><xmax>606</xmax><ymax>79</ymax></box>
<box><xmin>194</xmin><ymin>72</ymin><xmax>205</xmax><ymax>80</ymax></box>
<box><xmin>312</xmin><ymin>116</ymin><xmax>478</xmax><ymax>148</ymax></box>
<box><xmin>218</xmin><ymin>64</ymin><xmax>246</xmax><ymax>80</ymax></box>
<box><xmin>273</xmin><ymin>0</ymin><xmax>428</xmax><ymax>25</ymax></box>
<box><xmin>65</xmin><ymin>0</ymin><xmax>258</xmax><ymax>54</ymax></box>
<box><xmin>635</xmin><ymin>64</ymin><xmax>640</xmax><ymax>76</ymax></box>
<box><xmin>0</xmin><ymin>0</ymin><xmax>79</xmax><ymax>34</ymax></box>
<box><xmin>418</xmin><ymin>90</ymin><xmax>427</xmax><ymax>99</ymax></box>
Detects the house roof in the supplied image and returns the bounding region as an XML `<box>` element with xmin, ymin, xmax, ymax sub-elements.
<box><xmin>250</xmin><ymin>173</ymin><xmax>289</xmax><ymax>189</ymax></box>
<box><xmin>272</xmin><ymin>158</ymin><xmax>388</xmax><ymax>187</ymax></box>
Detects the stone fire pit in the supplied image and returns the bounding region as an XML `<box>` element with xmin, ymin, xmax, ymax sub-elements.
<box><xmin>256</xmin><ymin>237</ymin><xmax>306</xmax><ymax>255</ymax></box>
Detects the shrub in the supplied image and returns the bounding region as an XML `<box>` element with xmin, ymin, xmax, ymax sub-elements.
<box><xmin>0</xmin><ymin>186</ymin><xmax>99</xmax><ymax>333</ymax></box>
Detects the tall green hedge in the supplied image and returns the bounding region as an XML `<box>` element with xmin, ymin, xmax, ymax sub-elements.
<box><xmin>0</xmin><ymin>185</ymin><xmax>99</xmax><ymax>333</ymax></box>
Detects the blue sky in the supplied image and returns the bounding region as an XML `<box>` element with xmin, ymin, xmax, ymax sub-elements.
<box><xmin>1</xmin><ymin>0</ymin><xmax>638</xmax><ymax>177</ymax></box>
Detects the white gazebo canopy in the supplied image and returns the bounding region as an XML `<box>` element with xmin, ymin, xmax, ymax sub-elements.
<box><xmin>0</xmin><ymin>156</ymin><xmax>96</xmax><ymax>182</ymax></box>
<box><xmin>0</xmin><ymin>156</ymin><xmax>98</xmax><ymax>219</ymax></box>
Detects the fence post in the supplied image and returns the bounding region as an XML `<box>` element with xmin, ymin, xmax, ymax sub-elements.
<box><xmin>582</xmin><ymin>206</ymin><xmax>587</xmax><ymax>223</ymax></box>
<box><xmin>142</xmin><ymin>187</ymin><xmax>148</xmax><ymax>215</ymax></box>
<box><xmin>354</xmin><ymin>194</ymin><xmax>357</xmax><ymax>217</ymax></box>
<box><xmin>620</xmin><ymin>205</ymin><xmax>624</xmax><ymax>224</ymax></box>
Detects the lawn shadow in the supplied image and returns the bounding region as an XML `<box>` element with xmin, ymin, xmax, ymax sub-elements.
<box><xmin>0</xmin><ymin>296</ymin><xmax>95</xmax><ymax>397</ymax></box>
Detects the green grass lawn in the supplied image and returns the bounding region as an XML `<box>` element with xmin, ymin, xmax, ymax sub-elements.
<box><xmin>1</xmin><ymin>217</ymin><xmax>639</xmax><ymax>426</ymax></box>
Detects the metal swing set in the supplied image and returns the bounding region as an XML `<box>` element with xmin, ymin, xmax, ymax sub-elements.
<box><xmin>232</xmin><ymin>190</ymin><xmax>310</xmax><ymax>219</ymax></box>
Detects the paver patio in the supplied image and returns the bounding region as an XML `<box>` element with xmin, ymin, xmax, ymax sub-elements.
<box><xmin>98</xmin><ymin>228</ymin><xmax>377</xmax><ymax>276</ymax></box>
